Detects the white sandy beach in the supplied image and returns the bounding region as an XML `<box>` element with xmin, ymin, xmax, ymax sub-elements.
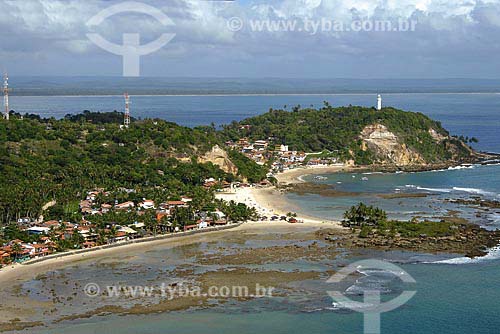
<box><xmin>0</xmin><ymin>165</ymin><xmax>347</xmax><ymax>291</ymax></box>
<box><xmin>274</xmin><ymin>164</ymin><xmax>353</xmax><ymax>184</ymax></box>
<box><xmin>216</xmin><ymin>185</ymin><xmax>342</xmax><ymax>225</ymax></box>
<box><xmin>0</xmin><ymin>218</ymin><xmax>341</xmax><ymax>287</ymax></box>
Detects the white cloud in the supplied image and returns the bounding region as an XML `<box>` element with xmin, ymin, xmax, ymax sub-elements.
<box><xmin>1</xmin><ymin>0</ymin><xmax>500</xmax><ymax>77</ymax></box>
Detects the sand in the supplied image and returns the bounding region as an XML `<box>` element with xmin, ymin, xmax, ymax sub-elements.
<box><xmin>0</xmin><ymin>227</ymin><xmax>239</xmax><ymax>285</ymax></box>
<box><xmin>274</xmin><ymin>164</ymin><xmax>352</xmax><ymax>184</ymax></box>
<box><xmin>216</xmin><ymin>186</ymin><xmax>341</xmax><ymax>225</ymax></box>
<box><xmin>0</xmin><ymin>165</ymin><xmax>346</xmax><ymax>299</ymax></box>
<box><xmin>0</xmin><ymin>221</ymin><xmax>340</xmax><ymax>287</ymax></box>
<box><xmin>0</xmin><ymin>221</ymin><xmax>342</xmax><ymax>330</ymax></box>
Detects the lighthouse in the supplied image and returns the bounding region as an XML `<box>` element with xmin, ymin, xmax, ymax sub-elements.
<box><xmin>376</xmin><ymin>94</ymin><xmax>382</xmax><ymax>111</ymax></box>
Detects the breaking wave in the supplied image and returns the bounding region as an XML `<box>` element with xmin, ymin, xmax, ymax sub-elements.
<box><xmin>402</xmin><ymin>185</ymin><xmax>498</xmax><ymax>197</ymax></box>
<box><xmin>429</xmin><ymin>245</ymin><xmax>500</xmax><ymax>265</ymax></box>
<box><xmin>416</xmin><ymin>186</ymin><xmax>452</xmax><ymax>193</ymax></box>
<box><xmin>451</xmin><ymin>187</ymin><xmax>497</xmax><ymax>197</ymax></box>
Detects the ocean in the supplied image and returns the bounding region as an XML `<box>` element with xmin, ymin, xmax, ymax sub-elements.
<box><xmin>7</xmin><ymin>92</ymin><xmax>500</xmax><ymax>334</ymax></box>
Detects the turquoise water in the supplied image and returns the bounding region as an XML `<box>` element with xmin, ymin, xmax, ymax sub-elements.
<box><xmin>286</xmin><ymin>164</ymin><xmax>500</xmax><ymax>226</ymax></box>
<box><xmin>30</xmin><ymin>260</ymin><xmax>500</xmax><ymax>334</ymax></box>
<box><xmin>9</xmin><ymin>93</ymin><xmax>500</xmax><ymax>333</ymax></box>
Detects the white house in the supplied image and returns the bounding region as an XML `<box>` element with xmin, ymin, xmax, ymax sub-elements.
<box><xmin>139</xmin><ymin>200</ymin><xmax>155</xmax><ymax>210</ymax></box>
<box><xmin>26</xmin><ymin>226</ymin><xmax>50</xmax><ymax>235</ymax></box>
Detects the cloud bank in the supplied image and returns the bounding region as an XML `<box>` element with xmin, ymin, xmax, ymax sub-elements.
<box><xmin>0</xmin><ymin>0</ymin><xmax>499</xmax><ymax>77</ymax></box>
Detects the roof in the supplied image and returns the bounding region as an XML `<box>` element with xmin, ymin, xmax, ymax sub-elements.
<box><xmin>119</xmin><ymin>226</ymin><xmax>137</xmax><ymax>234</ymax></box>
<box><xmin>167</xmin><ymin>201</ymin><xmax>186</xmax><ymax>206</ymax></box>
<box><xmin>42</xmin><ymin>220</ymin><xmax>60</xmax><ymax>227</ymax></box>
<box><xmin>115</xmin><ymin>201</ymin><xmax>135</xmax><ymax>208</ymax></box>
<box><xmin>27</xmin><ymin>226</ymin><xmax>50</xmax><ymax>233</ymax></box>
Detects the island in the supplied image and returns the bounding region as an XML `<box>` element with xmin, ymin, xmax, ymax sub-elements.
<box><xmin>0</xmin><ymin>105</ymin><xmax>498</xmax><ymax>266</ymax></box>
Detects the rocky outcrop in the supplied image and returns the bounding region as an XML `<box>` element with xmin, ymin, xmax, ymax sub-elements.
<box><xmin>360</xmin><ymin>124</ymin><xmax>424</xmax><ymax>166</ymax></box>
<box><xmin>199</xmin><ymin>145</ymin><xmax>238</xmax><ymax>175</ymax></box>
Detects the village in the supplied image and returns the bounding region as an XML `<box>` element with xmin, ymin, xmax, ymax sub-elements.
<box><xmin>0</xmin><ymin>128</ymin><xmax>344</xmax><ymax>269</ymax></box>
<box><xmin>225</xmin><ymin>130</ymin><xmax>341</xmax><ymax>174</ymax></box>
<box><xmin>0</xmin><ymin>185</ymin><xmax>245</xmax><ymax>268</ymax></box>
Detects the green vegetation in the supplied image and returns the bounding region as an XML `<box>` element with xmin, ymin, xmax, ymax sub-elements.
<box><xmin>0</xmin><ymin>113</ymin><xmax>253</xmax><ymax>225</ymax></box>
<box><xmin>219</xmin><ymin>200</ymin><xmax>258</xmax><ymax>223</ymax></box>
<box><xmin>63</xmin><ymin>110</ymin><xmax>136</xmax><ymax>124</ymax></box>
<box><xmin>0</xmin><ymin>104</ymin><xmax>474</xmax><ymax>226</ymax></box>
<box><xmin>222</xmin><ymin>104</ymin><xmax>473</xmax><ymax>164</ymax></box>
<box><xmin>342</xmin><ymin>202</ymin><xmax>387</xmax><ymax>227</ymax></box>
<box><xmin>343</xmin><ymin>203</ymin><xmax>457</xmax><ymax>238</ymax></box>
<box><xmin>228</xmin><ymin>150</ymin><xmax>268</xmax><ymax>183</ymax></box>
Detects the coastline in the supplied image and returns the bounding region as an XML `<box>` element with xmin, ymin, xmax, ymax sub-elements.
<box><xmin>0</xmin><ymin>220</ymin><xmax>341</xmax><ymax>286</ymax></box>
<box><xmin>274</xmin><ymin>164</ymin><xmax>352</xmax><ymax>185</ymax></box>
<box><xmin>0</xmin><ymin>224</ymin><xmax>241</xmax><ymax>284</ymax></box>
<box><xmin>2</xmin><ymin>162</ymin><xmax>497</xmax><ymax>297</ymax></box>
<box><xmin>216</xmin><ymin>184</ymin><xmax>343</xmax><ymax>226</ymax></box>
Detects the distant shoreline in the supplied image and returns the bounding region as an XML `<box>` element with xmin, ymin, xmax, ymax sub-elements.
<box><xmin>10</xmin><ymin>92</ymin><xmax>500</xmax><ymax>98</ymax></box>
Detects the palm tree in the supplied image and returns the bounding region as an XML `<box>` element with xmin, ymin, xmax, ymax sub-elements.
<box><xmin>11</xmin><ymin>243</ymin><xmax>22</xmax><ymax>262</ymax></box>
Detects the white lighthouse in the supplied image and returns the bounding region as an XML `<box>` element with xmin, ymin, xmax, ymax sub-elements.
<box><xmin>376</xmin><ymin>94</ymin><xmax>382</xmax><ymax>111</ymax></box>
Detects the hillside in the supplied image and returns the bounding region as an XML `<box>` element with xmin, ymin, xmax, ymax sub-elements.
<box><xmin>221</xmin><ymin>105</ymin><xmax>476</xmax><ymax>165</ymax></box>
<box><xmin>0</xmin><ymin>114</ymin><xmax>263</xmax><ymax>225</ymax></box>
<box><xmin>0</xmin><ymin>106</ymin><xmax>479</xmax><ymax>224</ymax></box>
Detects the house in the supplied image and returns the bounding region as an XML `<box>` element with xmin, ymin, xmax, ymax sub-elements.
<box><xmin>165</xmin><ymin>200</ymin><xmax>187</xmax><ymax>209</ymax></box>
<box><xmin>81</xmin><ymin>207</ymin><xmax>93</xmax><ymax>215</ymax></box>
<box><xmin>0</xmin><ymin>247</ymin><xmax>12</xmax><ymax>263</ymax></box>
<box><xmin>118</xmin><ymin>226</ymin><xmax>138</xmax><ymax>238</ymax></box>
<box><xmin>115</xmin><ymin>201</ymin><xmax>135</xmax><ymax>210</ymax></box>
<box><xmin>184</xmin><ymin>224</ymin><xmax>198</xmax><ymax>231</ymax></box>
<box><xmin>131</xmin><ymin>222</ymin><xmax>145</xmax><ymax>229</ymax></box>
<box><xmin>253</xmin><ymin>140</ymin><xmax>268</xmax><ymax>150</ymax></box>
<box><xmin>101</xmin><ymin>203</ymin><xmax>112</xmax><ymax>213</ymax></box>
<box><xmin>156</xmin><ymin>212</ymin><xmax>170</xmax><ymax>221</ymax></box>
<box><xmin>139</xmin><ymin>200</ymin><xmax>155</xmax><ymax>210</ymax></box>
<box><xmin>203</xmin><ymin>180</ymin><xmax>218</xmax><ymax>188</ymax></box>
<box><xmin>30</xmin><ymin>243</ymin><xmax>51</xmax><ymax>257</ymax></box>
<box><xmin>17</xmin><ymin>217</ymin><xmax>31</xmax><ymax>224</ymax></box>
<box><xmin>41</xmin><ymin>220</ymin><xmax>60</xmax><ymax>229</ymax></box>
<box><xmin>79</xmin><ymin>200</ymin><xmax>92</xmax><ymax>209</ymax></box>
<box><xmin>211</xmin><ymin>210</ymin><xmax>226</xmax><ymax>220</ymax></box>
<box><xmin>86</xmin><ymin>192</ymin><xmax>100</xmax><ymax>201</ymax></box>
<box><xmin>82</xmin><ymin>241</ymin><xmax>96</xmax><ymax>249</ymax></box>
<box><xmin>237</xmin><ymin>138</ymin><xmax>250</xmax><ymax>147</ymax></box>
<box><xmin>213</xmin><ymin>220</ymin><xmax>228</xmax><ymax>226</ymax></box>
<box><xmin>26</xmin><ymin>226</ymin><xmax>50</xmax><ymax>235</ymax></box>
<box><xmin>113</xmin><ymin>231</ymin><xmax>128</xmax><ymax>242</ymax></box>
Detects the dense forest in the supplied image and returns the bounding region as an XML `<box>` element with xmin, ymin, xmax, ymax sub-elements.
<box><xmin>0</xmin><ymin>113</ymin><xmax>263</xmax><ymax>225</ymax></box>
<box><xmin>0</xmin><ymin>105</ymin><xmax>475</xmax><ymax>225</ymax></box>
<box><xmin>221</xmin><ymin>104</ymin><xmax>474</xmax><ymax>164</ymax></box>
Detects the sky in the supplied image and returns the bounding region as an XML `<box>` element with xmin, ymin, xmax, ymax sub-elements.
<box><xmin>1</xmin><ymin>0</ymin><xmax>500</xmax><ymax>78</ymax></box>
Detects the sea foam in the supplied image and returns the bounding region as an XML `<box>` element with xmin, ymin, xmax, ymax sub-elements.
<box><xmin>452</xmin><ymin>187</ymin><xmax>497</xmax><ymax>197</ymax></box>
<box><xmin>429</xmin><ymin>245</ymin><xmax>500</xmax><ymax>265</ymax></box>
<box><xmin>416</xmin><ymin>186</ymin><xmax>452</xmax><ymax>193</ymax></box>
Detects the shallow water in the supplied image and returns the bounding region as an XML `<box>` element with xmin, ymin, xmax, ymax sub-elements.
<box><xmin>8</xmin><ymin>93</ymin><xmax>500</xmax><ymax>333</ymax></box>
<box><xmin>27</xmin><ymin>257</ymin><xmax>500</xmax><ymax>334</ymax></box>
<box><xmin>286</xmin><ymin>164</ymin><xmax>500</xmax><ymax>228</ymax></box>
